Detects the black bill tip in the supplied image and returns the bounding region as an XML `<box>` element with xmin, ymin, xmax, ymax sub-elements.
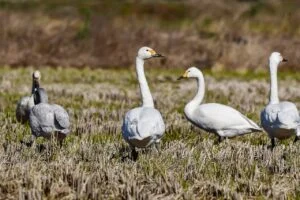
<box><xmin>177</xmin><ymin>76</ymin><xmax>184</xmax><ymax>80</ymax></box>
<box><xmin>153</xmin><ymin>53</ymin><xmax>164</xmax><ymax>58</ymax></box>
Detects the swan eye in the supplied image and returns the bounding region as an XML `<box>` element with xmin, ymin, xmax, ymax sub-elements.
<box><xmin>146</xmin><ymin>49</ymin><xmax>149</xmax><ymax>52</ymax></box>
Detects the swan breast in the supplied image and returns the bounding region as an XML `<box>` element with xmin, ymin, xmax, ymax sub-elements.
<box><xmin>122</xmin><ymin>107</ymin><xmax>165</xmax><ymax>148</ymax></box>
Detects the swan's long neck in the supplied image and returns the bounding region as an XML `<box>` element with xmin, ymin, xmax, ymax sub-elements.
<box><xmin>269</xmin><ymin>61</ymin><xmax>279</xmax><ymax>104</ymax></box>
<box><xmin>136</xmin><ymin>57</ymin><xmax>154</xmax><ymax>107</ymax></box>
<box><xmin>31</xmin><ymin>80</ymin><xmax>40</xmax><ymax>94</ymax></box>
<box><xmin>29</xmin><ymin>79</ymin><xmax>39</xmax><ymax>108</ymax></box>
<box><xmin>186</xmin><ymin>72</ymin><xmax>205</xmax><ymax>113</ymax></box>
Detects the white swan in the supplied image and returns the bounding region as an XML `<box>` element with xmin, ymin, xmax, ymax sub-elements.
<box><xmin>178</xmin><ymin>67</ymin><xmax>261</xmax><ymax>142</ymax></box>
<box><xmin>122</xmin><ymin>47</ymin><xmax>165</xmax><ymax>159</ymax></box>
<box><xmin>261</xmin><ymin>52</ymin><xmax>300</xmax><ymax>148</ymax></box>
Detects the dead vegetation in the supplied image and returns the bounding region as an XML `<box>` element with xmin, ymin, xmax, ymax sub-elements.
<box><xmin>0</xmin><ymin>67</ymin><xmax>300</xmax><ymax>199</ymax></box>
<box><xmin>0</xmin><ymin>0</ymin><xmax>300</xmax><ymax>70</ymax></box>
<box><xmin>1</xmin><ymin>0</ymin><xmax>300</xmax><ymax>199</ymax></box>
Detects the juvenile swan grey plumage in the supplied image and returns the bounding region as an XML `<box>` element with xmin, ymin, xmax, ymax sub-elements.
<box><xmin>29</xmin><ymin>87</ymin><xmax>70</xmax><ymax>143</ymax></box>
<box><xmin>122</xmin><ymin>47</ymin><xmax>165</xmax><ymax>159</ymax></box>
<box><xmin>16</xmin><ymin>71</ymin><xmax>48</xmax><ymax>123</ymax></box>
<box><xmin>178</xmin><ymin>67</ymin><xmax>261</xmax><ymax>142</ymax></box>
<box><xmin>261</xmin><ymin>52</ymin><xmax>300</xmax><ymax>148</ymax></box>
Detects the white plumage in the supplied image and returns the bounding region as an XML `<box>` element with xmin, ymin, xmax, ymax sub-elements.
<box><xmin>122</xmin><ymin>107</ymin><xmax>165</xmax><ymax>148</ymax></box>
<box><xmin>122</xmin><ymin>47</ymin><xmax>165</xmax><ymax>159</ymax></box>
<box><xmin>179</xmin><ymin>67</ymin><xmax>261</xmax><ymax>142</ymax></box>
<box><xmin>260</xmin><ymin>52</ymin><xmax>300</xmax><ymax>148</ymax></box>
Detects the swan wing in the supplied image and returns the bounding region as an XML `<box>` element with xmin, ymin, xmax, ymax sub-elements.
<box><xmin>136</xmin><ymin>107</ymin><xmax>165</xmax><ymax>138</ymax></box>
<box><xmin>52</xmin><ymin>104</ymin><xmax>70</xmax><ymax>130</ymax></box>
<box><xmin>190</xmin><ymin>103</ymin><xmax>260</xmax><ymax>131</ymax></box>
<box><xmin>261</xmin><ymin>101</ymin><xmax>299</xmax><ymax>129</ymax></box>
<box><xmin>29</xmin><ymin>103</ymin><xmax>55</xmax><ymax>136</ymax></box>
<box><xmin>122</xmin><ymin>107</ymin><xmax>142</xmax><ymax>140</ymax></box>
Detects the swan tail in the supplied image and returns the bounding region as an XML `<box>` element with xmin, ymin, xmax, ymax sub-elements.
<box><xmin>242</xmin><ymin>115</ymin><xmax>262</xmax><ymax>132</ymax></box>
<box><xmin>250</xmin><ymin>127</ymin><xmax>263</xmax><ymax>132</ymax></box>
<box><xmin>296</xmin><ymin>125</ymin><xmax>300</xmax><ymax>137</ymax></box>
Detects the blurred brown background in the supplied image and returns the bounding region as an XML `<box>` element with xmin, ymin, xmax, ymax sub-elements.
<box><xmin>0</xmin><ymin>0</ymin><xmax>299</xmax><ymax>70</ymax></box>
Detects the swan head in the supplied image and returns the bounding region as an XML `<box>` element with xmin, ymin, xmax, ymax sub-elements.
<box><xmin>137</xmin><ymin>46</ymin><xmax>163</xmax><ymax>60</ymax></box>
<box><xmin>32</xmin><ymin>70</ymin><xmax>41</xmax><ymax>81</ymax></box>
<box><xmin>269</xmin><ymin>52</ymin><xmax>287</xmax><ymax>66</ymax></box>
<box><xmin>178</xmin><ymin>67</ymin><xmax>202</xmax><ymax>80</ymax></box>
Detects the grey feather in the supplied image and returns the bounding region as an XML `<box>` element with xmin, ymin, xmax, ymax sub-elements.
<box><xmin>16</xmin><ymin>96</ymin><xmax>33</xmax><ymax>124</ymax></box>
<box><xmin>29</xmin><ymin>103</ymin><xmax>70</xmax><ymax>141</ymax></box>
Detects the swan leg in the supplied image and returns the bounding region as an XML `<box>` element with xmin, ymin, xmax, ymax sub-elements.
<box><xmin>54</xmin><ymin>132</ymin><xmax>64</xmax><ymax>147</ymax></box>
<box><xmin>218</xmin><ymin>136</ymin><xmax>224</xmax><ymax>143</ymax></box>
<box><xmin>213</xmin><ymin>136</ymin><xmax>224</xmax><ymax>145</ymax></box>
<box><xmin>271</xmin><ymin>138</ymin><xmax>275</xmax><ymax>150</ymax></box>
<box><xmin>154</xmin><ymin>142</ymin><xmax>161</xmax><ymax>154</ymax></box>
<box><xmin>294</xmin><ymin>127</ymin><xmax>300</xmax><ymax>143</ymax></box>
<box><xmin>59</xmin><ymin>140</ymin><xmax>64</xmax><ymax>147</ymax></box>
<box><xmin>131</xmin><ymin>148</ymin><xmax>138</xmax><ymax>161</ymax></box>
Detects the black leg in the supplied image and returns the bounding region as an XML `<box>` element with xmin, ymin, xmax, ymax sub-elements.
<box><xmin>218</xmin><ymin>136</ymin><xmax>224</xmax><ymax>143</ymax></box>
<box><xmin>131</xmin><ymin>148</ymin><xmax>138</xmax><ymax>161</ymax></box>
<box><xmin>294</xmin><ymin>136</ymin><xmax>299</xmax><ymax>143</ymax></box>
<box><xmin>271</xmin><ymin>138</ymin><xmax>275</xmax><ymax>150</ymax></box>
<box><xmin>214</xmin><ymin>136</ymin><xmax>224</xmax><ymax>145</ymax></box>
<box><xmin>59</xmin><ymin>140</ymin><xmax>64</xmax><ymax>147</ymax></box>
<box><xmin>36</xmin><ymin>144</ymin><xmax>46</xmax><ymax>153</ymax></box>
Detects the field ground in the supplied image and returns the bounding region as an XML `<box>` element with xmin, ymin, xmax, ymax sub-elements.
<box><xmin>0</xmin><ymin>67</ymin><xmax>300</xmax><ymax>199</ymax></box>
<box><xmin>1</xmin><ymin>0</ymin><xmax>300</xmax><ymax>70</ymax></box>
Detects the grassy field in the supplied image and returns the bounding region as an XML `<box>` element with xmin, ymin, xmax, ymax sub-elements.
<box><xmin>1</xmin><ymin>0</ymin><xmax>300</xmax><ymax>70</ymax></box>
<box><xmin>0</xmin><ymin>66</ymin><xmax>300</xmax><ymax>199</ymax></box>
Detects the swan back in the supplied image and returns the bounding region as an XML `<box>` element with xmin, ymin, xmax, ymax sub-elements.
<box><xmin>186</xmin><ymin>103</ymin><xmax>261</xmax><ymax>136</ymax></box>
<box><xmin>29</xmin><ymin>103</ymin><xmax>70</xmax><ymax>140</ymax></box>
<box><xmin>261</xmin><ymin>101</ymin><xmax>299</xmax><ymax>139</ymax></box>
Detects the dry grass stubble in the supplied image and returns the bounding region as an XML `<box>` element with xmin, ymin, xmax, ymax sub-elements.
<box><xmin>0</xmin><ymin>67</ymin><xmax>300</xmax><ymax>199</ymax></box>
